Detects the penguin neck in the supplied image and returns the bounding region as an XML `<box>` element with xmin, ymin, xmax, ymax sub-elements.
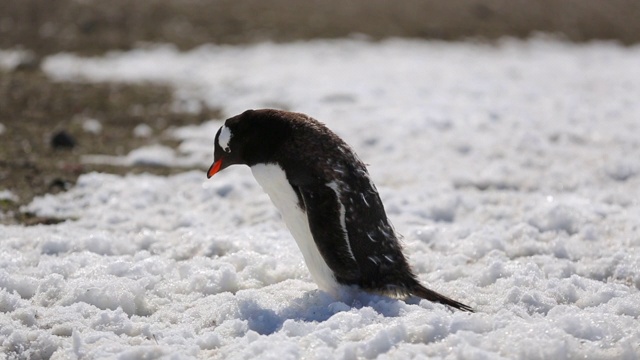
<box><xmin>250</xmin><ymin>163</ymin><xmax>340</xmax><ymax>294</ymax></box>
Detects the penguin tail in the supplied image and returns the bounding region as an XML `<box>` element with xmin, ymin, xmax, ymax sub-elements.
<box><xmin>410</xmin><ymin>283</ymin><xmax>474</xmax><ymax>312</ymax></box>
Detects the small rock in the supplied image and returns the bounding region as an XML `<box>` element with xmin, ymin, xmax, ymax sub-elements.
<box><xmin>51</xmin><ymin>131</ymin><xmax>76</xmax><ymax>149</ymax></box>
<box><xmin>49</xmin><ymin>178</ymin><xmax>72</xmax><ymax>191</ymax></box>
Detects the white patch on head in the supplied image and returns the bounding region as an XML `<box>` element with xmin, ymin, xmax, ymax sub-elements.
<box><xmin>251</xmin><ymin>163</ymin><xmax>341</xmax><ymax>295</ymax></box>
<box><xmin>218</xmin><ymin>125</ymin><xmax>232</xmax><ymax>152</ymax></box>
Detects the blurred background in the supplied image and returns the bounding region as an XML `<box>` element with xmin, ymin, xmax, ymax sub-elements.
<box><xmin>1</xmin><ymin>0</ymin><xmax>639</xmax><ymax>224</ymax></box>
<box><xmin>3</xmin><ymin>0</ymin><xmax>640</xmax><ymax>55</ymax></box>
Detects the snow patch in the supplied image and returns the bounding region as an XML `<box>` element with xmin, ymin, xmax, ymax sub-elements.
<box><xmin>2</xmin><ymin>38</ymin><xmax>639</xmax><ymax>358</ymax></box>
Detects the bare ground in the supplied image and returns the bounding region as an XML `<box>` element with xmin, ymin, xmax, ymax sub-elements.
<box><xmin>0</xmin><ymin>69</ymin><xmax>220</xmax><ymax>225</ymax></box>
<box><xmin>2</xmin><ymin>0</ymin><xmax>640</xmax><ymax>57</ymax></box>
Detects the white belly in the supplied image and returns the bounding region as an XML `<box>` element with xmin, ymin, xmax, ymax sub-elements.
<box><xmin>251</xmin><ymin>164</ymin><xmax>340</xmax><ymax>294</ymax></box>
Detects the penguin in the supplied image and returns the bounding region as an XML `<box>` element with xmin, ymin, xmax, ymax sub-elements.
<box><xmin>207</xmin><ymin>109</ymin><xmax>473</xmax><ymax>312</ymax></box>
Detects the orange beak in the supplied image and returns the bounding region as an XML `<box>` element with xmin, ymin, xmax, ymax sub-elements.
<box><xmin>207</xmin><ymin>158</ymin><xmax>223</xmax><ymax>178</ymax></box>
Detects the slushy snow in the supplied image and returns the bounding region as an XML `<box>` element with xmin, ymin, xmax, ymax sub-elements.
<box><xmin>1</xmin><ymin>38</ymin><xmax>640</xmax><ymax>359</ymax></box>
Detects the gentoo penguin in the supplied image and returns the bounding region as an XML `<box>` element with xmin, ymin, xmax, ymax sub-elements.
<box><xmin>207</xmin><ymin>109</ymin><xmax>473</xmax><ymax>312</ymax></box>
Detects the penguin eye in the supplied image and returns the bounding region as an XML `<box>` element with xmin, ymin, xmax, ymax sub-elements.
<box><xmin>218</xmin><ymin>126</ymin><xmax>233</xmax><ymax>153</ymax></box>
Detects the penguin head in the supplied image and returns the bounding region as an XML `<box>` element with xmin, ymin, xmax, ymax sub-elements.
<box><xmin>207</xmin><ymin>109</ymin><xmax>293</xmax><ymax>178</ymax></box>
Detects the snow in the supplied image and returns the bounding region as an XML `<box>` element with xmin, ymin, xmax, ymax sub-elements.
<box><xmin>2</xmin><ymin>38</ymin><xmax>640</xmax><ymax>358</ymax></box>
<box><xmin>0</xmin><ymin>49</ymin><xmax>32</xmax><ymax>72</ymax></box>
<box><xmin>81</xmin><ymin>118</ymin><xmax>103</xmax><ymax>135</ymax></box>
<box><xmin>0</xmin><ymin>190</ymin><xmax>18</xmax><ymax>202</ymax></box>
<box><xmin>133</xmin><ymin>123</ymin><xmax>153</xmax><ymax>138</ymax></box>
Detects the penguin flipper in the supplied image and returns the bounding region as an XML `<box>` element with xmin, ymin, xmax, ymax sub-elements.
<box><xmin>296</xmin><ymin>185</ymin><xmax>362</xmax><ymax>283</ymax></box>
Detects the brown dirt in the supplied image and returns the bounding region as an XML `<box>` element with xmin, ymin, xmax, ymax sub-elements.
<box><xmin>2</xmin><ymin>0</ymin><xmax>640</xmax><ymax>58</ymax></box>
<box><xmin>0</xmin><ymin>68</ymin><xmax>220</xmax><ymax>225</ymax></box>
